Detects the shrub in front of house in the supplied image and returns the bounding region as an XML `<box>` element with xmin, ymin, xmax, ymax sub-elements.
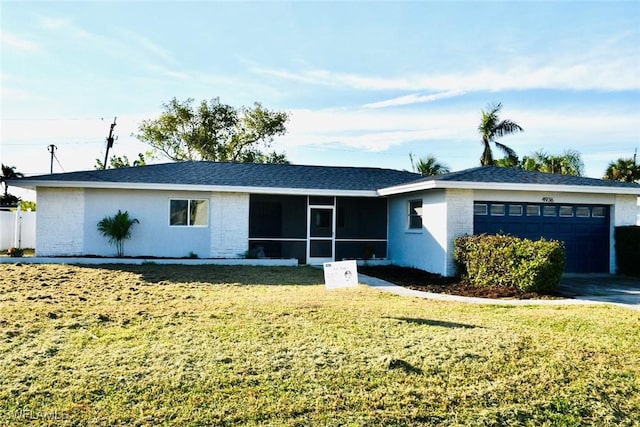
<box><xmin>454</xmin><ymin>234</ymin><xmax>565</xmax><ymax>293</ymax></box>
<box><xmin>615</xmin><ymin>226</ymin><xmax>640</xmax><ymax>276</ymax></box>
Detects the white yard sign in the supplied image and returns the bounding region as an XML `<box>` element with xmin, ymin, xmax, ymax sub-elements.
<box><xmin>323</xmin><ymin>260</ymin><xmax>359</xmax><ymax>289</ymax></box>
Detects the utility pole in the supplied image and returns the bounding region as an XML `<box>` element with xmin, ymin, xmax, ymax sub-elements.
<box><xmin>47</xmin><ymin>144</ymin><xmax>57</xmax><ymax>174</ymax></box>
<box><xmin>102</xmin><ymin>117</ymin><xmax>117</xmax><ymax>170</ymax></box>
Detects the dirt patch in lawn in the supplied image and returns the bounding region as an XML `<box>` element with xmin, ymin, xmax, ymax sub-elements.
<box><xmin>358</xmin><ymin>265</ymin><xmax>566</xmax><ymax>300</ymax></box>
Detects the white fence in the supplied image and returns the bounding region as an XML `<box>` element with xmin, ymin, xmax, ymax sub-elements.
<box><xmin>0</xmin><ymin>210</ymin><xmax>36</xmax><ymax>249</ymax></box>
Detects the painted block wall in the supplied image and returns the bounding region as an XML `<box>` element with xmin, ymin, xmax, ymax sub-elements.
<box><xmin>83</xmin><ymin>189</ymin><xmax>214</xmax><ymax>258</ymax></box>
<box><xmin>387</xmin><ymin>190</ymin><xmax>449</xmax><ymax>275</ymax></box>
<box><xmin>210</xmin><ymin>193</ymin><xmax>249</xmax><ymax>258</ymax></box>
<box><xmin>36</xmin><ymin>188</ymin><xmax>85</xmax><ymax>256</ymax></box>
<box><xmin>444</xmin><ymin>189</ymin><xmax>474</xmax><ymax>276</ymax></box>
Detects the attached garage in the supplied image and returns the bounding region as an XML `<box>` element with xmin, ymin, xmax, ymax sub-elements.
<box><xmin>381</xmin><ymin>166</ymin><xmax>640</xmax><ymax>277</ymax></box>
<box><xmin>474</xmin><ymin>202</ymin><xmax>609</xmax><ymax>273</ymax></box>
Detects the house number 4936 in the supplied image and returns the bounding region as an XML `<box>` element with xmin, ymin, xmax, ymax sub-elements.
<box><xmin>542</xmin><ymin>197</ymin><xmax>554</xmax><ymax>202</ymax></box>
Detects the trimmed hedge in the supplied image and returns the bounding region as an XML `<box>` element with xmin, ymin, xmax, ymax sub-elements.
<box><xmin>454</xmin><ymin>234</ymin><xmax>565</xmax><ymax>293</ymax></box>
<box><xmin>615</xmin><ymin>226</ymin><xmax>640</xmax><ymax>276</ymax></box>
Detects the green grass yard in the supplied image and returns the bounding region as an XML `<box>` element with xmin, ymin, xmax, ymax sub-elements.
<box><xmin>1</xmin><ymin>264</ymin><xmax>639</xmax><ymax>426</ymax></box>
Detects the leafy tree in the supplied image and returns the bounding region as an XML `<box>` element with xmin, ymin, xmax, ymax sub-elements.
<box><xmin>494</xmin><ymin>149</ymin><xmax>584</xmax><ymax>176</ymax></box>
<box><xmin>478</xmin><ymin>102</ymin><xmax>523</xmax><ymax>166</ymax></box>
<box><xmin>493</xmin><ymin>156</ymin><xmax>520</xmax><ymax>168</ymax></box>
<box><xmin>97</xmin><ymin>210</ymin><xmax>139</xmax><ymax>257</ymax></box>
<box><xmin>409</xmin><ymin>153</ymin><xmax>450</xmax><ymax>176</ymax></box>
<box><xmin>521</xmin><ymin>149</ymin><xmax>584</xmax><ymax>176</ymax></box>
<box><xmin>1</xmin><ymin>164</ymin><xmax>24</xmax><ymax>206</ymax></box>
<box><xmin>19</xmin><ymin>200</ymin><xmax>36</xmax><ymax>211</ymax></box>
<box><xmin>95</xmin><ymin>152</ymin><xmax>153</xmax><ymax>170</ymax></box>
<box><xmin>604</xmin><ymin>157</ymin><xmax>640</xmax><ymax>183</ymax></box>
<box><xmin>135</xmin><ymin>97</ymin><xmax>289</xmax><ymax>163</ymax></box>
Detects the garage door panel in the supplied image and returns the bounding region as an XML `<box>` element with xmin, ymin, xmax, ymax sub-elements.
<box><xmin>525</xmin><ymin>223</ymin><xmax>540</xmax><ymax>233</ymax></box>
<box><xmin>474</xmin><ymin>202</ymin><xmax>609</xmax><ymax>274</ymax></box>
<box><xmin>558</xmin><ymin>223</ymin><xmax>573</xmax><ymax>233</ymax></box>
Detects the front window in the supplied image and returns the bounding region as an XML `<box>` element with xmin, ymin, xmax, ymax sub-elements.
<box><xmin>170</xmin><ymin>199</ymin><xmax>208</xmax><ymax>226</ymax></box>
<box><xmin>408</xmin><ymin>200</ymin><xmax>422</xmax><ymax>229</ymax></box>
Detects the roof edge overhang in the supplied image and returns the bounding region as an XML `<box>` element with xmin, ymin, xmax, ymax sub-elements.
<box><xmin>377</xmin><ymin>180</ymin><xmax>640</xmax><ymax>196</ymax></box>
<box><xmin>11</xmin><ymin>180</ymin><xmax>379</xmax><ymax>197</ymax></box>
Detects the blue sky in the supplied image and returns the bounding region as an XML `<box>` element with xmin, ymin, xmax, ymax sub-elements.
<box><xmin>2</xmin><ymin>1</ymin><xmax>639</xmax><ymax>194</ymax></box>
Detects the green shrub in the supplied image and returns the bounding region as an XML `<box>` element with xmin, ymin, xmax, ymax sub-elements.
<box><xmin>454</xmin><ymin>234</ymin><xmax>565</xmax><ymax>293</ymax></box>
<box><xmin>615</xmin><ymin>226</ymin><xmax>640</xmax><ymax>276</ymax></box>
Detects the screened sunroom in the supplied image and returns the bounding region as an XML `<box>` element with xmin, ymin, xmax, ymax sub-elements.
<box><xmin>248</xmin><ymin>195</ymin><xmax>388</xmax><ymax>264</ymax></box>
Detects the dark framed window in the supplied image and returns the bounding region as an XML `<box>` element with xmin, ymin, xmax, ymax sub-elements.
<box><xmin>575</xmin><ymin>207</ymin><xmax>590</xmax><ymax>217</ymax></box>
<box><xmin>408</xmin><ymin>200</ymin><xmax>422</xmax><ymax>229</ymax></box>
<box><xmin>490</xmin><ymin>204</ymin><xmax>505</xmax><ymax>216</ymax></box>
<box><xmin>559</xmin><ymin>206</ymin><xmax>574</xmax><ymax>217</ymax></box>
<box><xmin>592</xmin><ymin>207</ymin><xmax>606</xmax><ymax>218</ymax></box>
<box><xmin>509</xmin><ymin>205</ymin><xmax>523</xmax><ymax>216</ymax></box>
<box><xmin>527</xmin><ymin>205</ymin><xmax>541</xmax><ymax>216</ymax></box>
<box><xmin>474</xmin><ymin>204</ymin><xmax>488</xmax><ymax>215</ymax></box>
<box><xmin>170</xmin><ymin>199</ymin><xmax>208</xmax><ymax>226</ymax></box>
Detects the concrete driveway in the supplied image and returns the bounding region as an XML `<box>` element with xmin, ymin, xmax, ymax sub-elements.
<box><xmin>559</xmin><ymin>275</ymin><xmax>640</xmax><ymax>310</ymax></box>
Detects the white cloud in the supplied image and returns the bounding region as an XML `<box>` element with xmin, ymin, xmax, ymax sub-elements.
<box><xmin>279</xmin><ymin>106</ymin><xmax>640</xmax><ymax>154</ymax></box>
<box><xmin>363</xmin><ymin>90</ymin><xmax>466</xmax><ymax>109</ymax></box>
<box><xmin>254</xmin><ymin>33</ymin><xmax>640</xmax><ymax>97</ymax></box>
<box><xmin>0</xmin><ymin>32</ymin><xmax>40</xmax><ymax>52</ymax></box>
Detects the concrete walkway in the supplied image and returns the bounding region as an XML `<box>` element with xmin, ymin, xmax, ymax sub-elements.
<box><xmin>359</xmin><ymin>273</ymin><xmax>640</xmax><ymax>311</ymax></box>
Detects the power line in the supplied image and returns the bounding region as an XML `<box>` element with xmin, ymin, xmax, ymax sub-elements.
<box><xmin>2</xmin><ymin>140</ymin><xmax>104</xmax><ymax>146</ymax></box>
<box><xmin>53</xmin><ymin>152</ymin><xmax>65</xmax><ymax>173</ymax></box>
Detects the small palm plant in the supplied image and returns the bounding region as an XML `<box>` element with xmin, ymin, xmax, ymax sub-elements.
<box><xmin>97</xmin><ymin>210</ymin><xmax>139</xmax><ymax>257</ymax></box>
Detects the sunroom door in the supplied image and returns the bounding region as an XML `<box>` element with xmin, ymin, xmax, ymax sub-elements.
<box><xmin>307</xmin><ymin>206</ymin><xmax>335</xmax><ymax>264</ymax></box>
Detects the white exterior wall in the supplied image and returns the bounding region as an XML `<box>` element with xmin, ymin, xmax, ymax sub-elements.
<box><xmin>210</xmin><ymin>193</ymin><xmax>249</xmax><ymax>258</ymax></box>
<box><xmin>84</xmin><ymin>188</ymin><xmax>217</xmax><ymax>258</ymax></box>
<box><xmin>388</xmin><ymin>190</ymin><xmax>448</xmax><ymax>274</ymax></box>
<box><xmin>36</xmin><ymin>188</ymin><xmax>85</xmax><ymax>256</ymax></box>
<box><xmin>388</xmin><ymin>189</ymin><xmax>473</xmax><ymax>276</ymax></box>
<box><xmin>444</xmin><ymin>189</ymin><xmax>474</xmax><ymax>276</ymax></box>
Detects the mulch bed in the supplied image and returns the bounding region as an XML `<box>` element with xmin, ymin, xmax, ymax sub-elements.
<box><xmin>358</xmin><ymin>265</ymin><xmax>565</xmax><ymax>300</ymax></box>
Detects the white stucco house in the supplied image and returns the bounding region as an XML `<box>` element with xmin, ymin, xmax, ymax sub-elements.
<box><xmin>11</xmin><ymin>162</ymin><xmax>640</xmax><ymax>275</ymax></box>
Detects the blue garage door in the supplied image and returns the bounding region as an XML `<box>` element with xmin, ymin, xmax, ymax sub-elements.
<box><xmin>473</xmin><ymin>202</ymin><xmax>609</xmax><ymax>273</ymax></box>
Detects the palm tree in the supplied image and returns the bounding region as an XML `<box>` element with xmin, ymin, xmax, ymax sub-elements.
<box><xmin>409</xmin><ymin>153</ymin><xmax>450</xmax><ymax>176</ymax></box>
<box><xmin>97</xmin><ymin>210</ymin><xmax>139</xmax><ymax>257</ymax></box>
<box><xmin>1</xmin><ymin>164</ymin><xmax>24</xmax><ymax>206</ymax></box>
<box><xmin>478</xmin><ymin>103</ymin><xmax>523</xmax><ymax>166</ymax></box>
<box><xmin>604</xmin><ymin>158</ymin><xmax>640</xmax><ymax>183</ymax></box>
<box><xmin>1</xmin><ymin>164</ymin><xmax>24</xmax><ymax>197</ymax></box>
<box><xmin>522</xmin><ymin>149</ymin><xmax>584</xmax><ymax>176</ymax></box>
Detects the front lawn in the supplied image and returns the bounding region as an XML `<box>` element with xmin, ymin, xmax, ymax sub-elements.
<box><xmin>1</xmin><ymin>264</ymin><xmax>639</xmax><ymax>426</ymax></box>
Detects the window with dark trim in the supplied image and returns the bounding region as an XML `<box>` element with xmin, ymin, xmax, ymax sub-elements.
<box><xmin>559</xmin><ymin>206</ymin><xmax>574</xmax><ymax>217</ymax></box>
<box><xmin>474</xmin><ymin>204</ymin><xmax>488</xmax><ymax>215</ymax></box>
<box><xmin>490</xmin><ymin>204</ymin><xmax>505</xmax><ymax>216</ymax></box>
<box><xmin>527</xmin><ymin>205</ymin><xmax>540</xmax><ymax>216</ymax></box>
<box><xmin>408</xmin><ymin>200</ymin><xmax>422</xmax><ymax>229</ymax></box>
<box><xmin>170</xmin><ymin>199</ymin><xmax>208</xmax><ymax>226</ymax></box>
<box><xmin>576</xmin><ymin>207</ymin><xmax>590</xmax><ymax>217</ymax></box>
<box><xmin>508</xmin><ymin>205</ymin><xmax>523</xmax><ymax>216</ymax></box>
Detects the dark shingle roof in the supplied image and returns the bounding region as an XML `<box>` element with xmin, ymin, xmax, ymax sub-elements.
<box><xmin>15</xmin><ymin>161</ymin><xmax>421</xmax><ymax>192</ymax></box>
<box><xmin>413</xmin><ymin>166</ymin><xmax>640</xmax><ymax>189</ymax></box>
